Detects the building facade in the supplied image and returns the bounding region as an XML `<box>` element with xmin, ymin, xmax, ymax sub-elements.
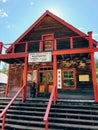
<box><xmin>0</xmin><ymin>11</ymin><xmax>98</xmax><ymax>101</ymax></box>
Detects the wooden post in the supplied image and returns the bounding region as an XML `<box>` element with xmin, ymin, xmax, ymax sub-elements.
<box><xmin>70</xmin><ymin>37</ymin><xmax>73</xmax><ymax>49</ymax></box>
<box><xmin>90</xmin><ymin>52</ymin><xmax>98</xmax><ymax>102</ymax></box>
<box><xmin>25</xmin><ymin>42</ymin><xmax>28</xmax><ymax>53</ymax></box>
<box><xmin>40</xmin><ymin>41</ymin><xmax>43</xmax><ymax>52</ymax></box>
<box><xmin>2</xmin><ymin>113</ymin><xmax>6</xmax><ymax>130</ymax></box>
<box><xmin>54</xmin><ymin>39</ymin><xmax>57</xmax><ymax>51</ymax></box>
<box><xmin>22</xmin><ymin>56</ymin><xmax>28</xmax><ymax>102</ymax></box>
<box><xmin>5</xmin><ymin>65</ymin><xmax>10</xmax><ymax>97</ymax></box>
<box><xmin>88</xmin><ymin>31</ymin><xmax>92</xmax><ymax>48</ymax></box>
<box><xmin>53</xmin><ymin>54</ymin><xmax>57</xmax><ymax>104</ymax></box>
<box><xmin>45</xmin><ymin>120</ymin><xmax>48</xmax><ymax>130</ymax></box>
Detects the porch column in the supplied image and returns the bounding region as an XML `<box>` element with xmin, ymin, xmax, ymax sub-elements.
<box><xmin>90</xmin><ymin>52</ymin><xmax>98</xmax><ymax>102</ymax></box>
<box><xmin>39</xmin><ymin>41</ymin><xmax>43</xmax><ymax>52</ymax></box>
<box><xmin>5</xmin><ymin>64</ymin><xmax>10</xmax><ymax>97</ymax></box>
<box><xmin>88</xmin><ymin>31</ymin><xmax>92</xmax><ymax>48</ymax></box>
<box><xmin>22</xmin><ymin>56</ymin><xmax>28</xmax><ymax>102</ymax></box>
<box><xmin>53</xmin><ymin>54</ymin><xmax>57</xmax><ymax>104</ymax></box>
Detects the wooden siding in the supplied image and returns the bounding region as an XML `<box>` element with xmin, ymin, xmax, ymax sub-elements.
<box><xmin>14</xmin><ymin>43</ymin><xmax>25</xmax><ymax>53</ymax></box>
<box><xmin>28</xmin><ymin>42</ymin><xmax>39</xmax><ymax>52</ymax></box>
<box><xmin>8</xmin><ymin>64</ymin><xmax>23</xmax><ymax>91</ymax></box>
<box><xmin>20</xmin><ymin>15</ymin><xmax>79</xmax><ymax>41</ymax></box>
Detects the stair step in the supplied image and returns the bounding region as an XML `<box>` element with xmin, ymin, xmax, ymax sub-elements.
<box><xmin>0</xmin><ymin>123</ymin><xmax>45</xmax><ymax>130</ymax></box>
<box><xmin>49</xmin><ymin>122</ymin><xmax>98</xmax><ymax>130</ymax></box>
<box><xmin>6</xmin><ymin>118</ymin><xmax>44</xmax><ymax>125</ymax></box>
<box><xmin>49</xmin><ymin>117</ymin><xmax>98</xmax><ymax>125</ymax></box>
<box><xmin>50</xmin><ymin>111</ymin><xmax>98</xmax><ymax>120</ymax></box>
<box><xmin>1</xmin><ymin>104</ymin><xmax>98</xmax><ymax>112</ymax></box>
<box><xmin>6</xmin><ymin>114</ymin><xmax>43</xmax><ymax>121</ymax></box>
<box><xmin>1</xmin><ymin>98</ymin><xmax>98</xmax><ymax>130</ymax></box>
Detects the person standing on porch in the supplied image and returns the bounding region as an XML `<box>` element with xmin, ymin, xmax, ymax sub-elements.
<box><xmin>30</xmin><ymin>81</ymin><xmax>36</xmax><ymax>98</ymax></box>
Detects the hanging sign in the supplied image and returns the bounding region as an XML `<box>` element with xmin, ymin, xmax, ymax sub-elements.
<box><xmin>28</xmin><ymin>52</ymin><xmax>52</xmax><ymax>63</ymax></box>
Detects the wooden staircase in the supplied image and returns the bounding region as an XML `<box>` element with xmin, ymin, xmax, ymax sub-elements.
<box><xmin>0</xmin><ymin>98</ymin><xmax>98</xmax><ymax>130</ymax></box>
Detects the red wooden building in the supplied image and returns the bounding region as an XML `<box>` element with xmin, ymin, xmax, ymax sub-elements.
<box><xmin>0</xmin><ymin>10</ymin><xmax>98</xmax><ymax>101</ymax></box>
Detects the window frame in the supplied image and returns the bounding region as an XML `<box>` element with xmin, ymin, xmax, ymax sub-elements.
<box><xmin>42</xmin><ymin>33</ymin><xmax>54</xmax><ymax>51</ymax></box>
<box><xmin>62</xmin><ymin>68</ymin><xmax>76</xmax><ymax>90</ymax></box>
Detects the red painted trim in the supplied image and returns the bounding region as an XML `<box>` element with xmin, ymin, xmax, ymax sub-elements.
<box><xmin>0</xmin><ymin>42</ymin><xmax>3</xmax><ymax>54</ymax></box>
<box><xmin>39</xmin><ymin>41</ymin><xmax>43</xmax><ymax>52</ymax></box>
<box><xmin>53</xmin><ymin>55</ymin><xmax>57</xmax><ymax>102</ymax></box>
<box><xmin>25</xmin><ymin>42</ymin><xmax>28</xmax><ymax>53</ymax></box>
<box><xmin>12</xmin><ymin>44</ymin><xmax>15</xmax><ymax>53</ymax></box>
<box><xmin>53</xmin><ymin>48</ymin><xmax>98</xmax><ymax>56</ymax></box>
<box><xmin>0</xmin><ymin>53</ymin><xmax>28</xmax><ymax>59</ymax></box>
<box><xmin>90</xmin><ymin>53</ymin><xmax>98</xmax><ymax>102</ymax></box>
<box><xmin>42</xmin><ymin>33</ymin><xmax>54</xmax><ymax>39</ymax></box>
<box><xmin>88</xmin><ymin>32</ymin><xmax>93</xmax><ymax>47</ymax></box>
<box><xmin>37</xmin><ymin>64</ymin><xmax>53</xmax><ymax>69</ymax></box>
<box><xmin>54</xmin><ymin>39</ymin><xmax>57</xmax><ymax>50</ymax></box>
<box><xmin>22</xmin><ymin>57</ymin><xmax>28</xmax><ymax>102</ymax></box>
<box><xmin>70</xmin><ymin>37</ymin><xmax>73</xmax><ymax>49</ymax></box>
<box><xmin>2</xmin><ymin>113</ymin><xmax>6</xmax><ymax>130</ymax></box>
<box><xmin>62</xmin><ymin>68</ymin><xmax>76</xmax><ymax>90</ymax></box>
<box><xmin>44</xmin><ymin>85</ymin><xmax>56</xmax><ymax>130</ymax></box>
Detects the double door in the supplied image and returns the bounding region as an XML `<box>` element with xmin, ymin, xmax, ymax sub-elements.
<box><xmin>39</xmin><ymin>71</ymin><xmax>53</xmax><ymax>95</ymax></box>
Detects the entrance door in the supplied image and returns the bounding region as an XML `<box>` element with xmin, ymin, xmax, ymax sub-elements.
<box><xmin>39</xmin><ymin>70</ymin><xmax>53</xmax><ymax>95</ymax></box>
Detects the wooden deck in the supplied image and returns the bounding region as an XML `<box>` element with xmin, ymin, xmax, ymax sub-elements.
<box><xmin>58</xmin><ymin>89</ymin><xmax>94</xmax><ymax>100</ymax></box>
<box><xmin>2</xmin><ymin>84</ymin><xmax>94</xmax><ymax>101</ymax></box>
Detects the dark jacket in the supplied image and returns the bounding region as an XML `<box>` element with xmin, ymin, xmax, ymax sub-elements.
<box><xmin>30</xmin><ymin>82</ymin><xmax>36</xmax><ymax>97</ymax></box>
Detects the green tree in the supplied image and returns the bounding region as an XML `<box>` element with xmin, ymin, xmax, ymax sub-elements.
<box><xmin>0</xmin><ymin>62</ymin><xmax>8</xmax><ymax>75</ymax></box>
<box><xmin>95</xmin><ymin>57</ymin><xmax>98</xmax><ymax>68</ymax></box>
<box><xmin>95</xmin><ymin>56</ymin><xmax>98</xmax><ymax>82</ymax></box>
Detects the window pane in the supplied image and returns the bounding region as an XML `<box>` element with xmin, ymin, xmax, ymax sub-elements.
<box><xmin>40</xmin><ymin>73</ymin><xmax>46</xmax><ymax>82</ymax></box>
<box><xmin>63</xmin><ymin>70</ymin><xmax>75</xmax><ymax>88</ymax></box>
<box><xmin>69</xmin><ymin>79</ymin><xmax>74</xmax><ymax>86</ymax></box>
<box><xmin>64</xmin><ymin>72</ymin><xmax>68</xmax><ymax>78</ymax></box>
<box><xmin>69</xmin><ymin>71</ymin><xmax>73</xmax><ymax>75</ymax></box>
<box><xmin>48</xmin><ymin>73</ymin><xmax>53</xmax><ymax>83</ymax></box>
<box><xmin>69</xmin><ymin>74</ymin><xmax>73</xmax><ymax>78</ymax></box>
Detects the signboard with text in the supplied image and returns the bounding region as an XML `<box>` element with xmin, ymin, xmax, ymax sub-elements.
<box><xmin>28</xmin><ymin>52</ymin><xmax>52</xmax><ymax>63</ymax></box>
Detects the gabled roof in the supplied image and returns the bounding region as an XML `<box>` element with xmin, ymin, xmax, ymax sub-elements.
<box><xmin>6</xmin><ymin>10</ymin><xmax>97</xmax><ymax>53</ymax></box>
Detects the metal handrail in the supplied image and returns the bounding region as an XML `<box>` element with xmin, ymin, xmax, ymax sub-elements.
<box><xmin>44</xmin><ymin>85</ymin><xmax>56</xmax><ymax>130</ymax></box>
<box><xmin>0</xmin><ymin>85</ymin><xmax>25</xmax><ymax>130</ymax></box>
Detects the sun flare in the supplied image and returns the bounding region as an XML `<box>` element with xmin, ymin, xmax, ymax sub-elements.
<box><xmin>49</xmin><ymin>8</ymin><xmax>61</xmax><ymax>17</ymax></box>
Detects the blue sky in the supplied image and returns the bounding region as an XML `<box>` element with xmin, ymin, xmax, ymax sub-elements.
<box><xmin>0</xmin><ymin>0</ymin><xmax>98</xmax><ymax>44</ymax></box>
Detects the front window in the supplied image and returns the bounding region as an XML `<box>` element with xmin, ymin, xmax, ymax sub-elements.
<box><xmin>62</xmin><ymin>69</ymin><xmax>76</xmax><ymax>89</ymax></box>
<box><xmin>42</xmin><ymin>34</ymin><xmax>54</xmax><ymax>51</ymax></box>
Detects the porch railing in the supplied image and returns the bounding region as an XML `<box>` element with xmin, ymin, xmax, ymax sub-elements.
<box><xmin>0</xmin><ymin>85</ymin><xmax>25</xmax><ymax>130</ymax></box>
<box><xmin>1</xmin><ymin>34</ymin><xmax>94</xmax><ymax>55</ymax></box>
<box><xmin>44</xmin><ymin>85</ymin><xmax>56</xmax><ymax>130</ymax></box>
